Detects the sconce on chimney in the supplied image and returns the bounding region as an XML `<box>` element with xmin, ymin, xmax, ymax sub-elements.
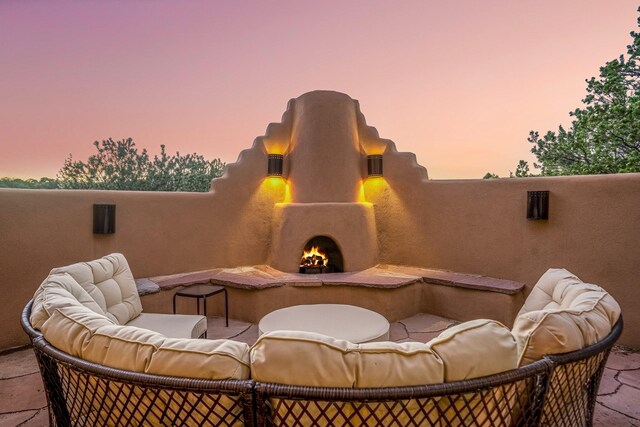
<box><xmin>527</xmin><ymin>191</ymin><xmax>549</xmax><ymax>220</ymax></box>
<box><xmin>367</xmin><ymin>155</ymin><xmax>383</xmax><ymax>177</ymax></box>
<box><xmin>93</xmin><ymin>204</ymin><xmax>116</xmax><ymax>234</ymax></box>
<box><xmin>267</xmin><ymin>154</ymin><xmax>284</xmax><ymax>176</ymax></box>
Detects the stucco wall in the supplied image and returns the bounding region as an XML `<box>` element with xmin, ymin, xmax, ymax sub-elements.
<box><xmin>2</xmin><ymin>173</ymin><xmax>638</xmax><ymax>350</ymax></box>
<box><xmin>0</xmin><ymin>181</ymin><xmax>284</xmax><ymax>350</ymax></box>
<box><xmin>365</xmin><ymin>173</ymin><xmax>640</xmax><ymax>347</ymax></box>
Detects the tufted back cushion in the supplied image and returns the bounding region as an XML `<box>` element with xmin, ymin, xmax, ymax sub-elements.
<box><xmin>31</xmin><ymin>271</ymin><xmax>114</xmax><ymax>329</ymax></box>
<box><xmin>513</xmin><ymin>268</ymin><xmax>621</xmax><ymax>366</ymax></box>
<box><xmin>48</xmin><ymin>253</ymin><xmax>142</xmax><ymax>325</ymax></box>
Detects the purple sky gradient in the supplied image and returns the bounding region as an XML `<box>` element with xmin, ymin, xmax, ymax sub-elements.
<box><xmin>0</xmin><ymin>1</ymin><xmax>636</xmax><ymax>179</ymax></box>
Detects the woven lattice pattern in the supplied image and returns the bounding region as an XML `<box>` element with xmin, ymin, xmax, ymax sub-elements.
<box><xmin>21</xmin><ymin>301</ymin><xmax>622</xmax><ymax>427</ymax></box>
<box><xmin>258</xmin><ymin>372</ymin><xmax>552</xmax><ymax>427</ymax></box>
<box><xmin>540</xmin><ymin>351</ymin><xmax>608</xmax><ymax>427</ymax></box>
<box><xmin>34</xmin><ymin>345</ymin><xmax>251</xmax><ymax>427</ymax></box>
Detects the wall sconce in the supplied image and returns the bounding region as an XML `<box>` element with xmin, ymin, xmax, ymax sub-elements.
<box><xmin>267</xmin><ymin>154</ymin><xmax>284</xmax><ymax>176</ymax></box>
<box><xmin>367</xmin><ymin>155</ymin><xmax>383</xmax><ymax>177</ymax></box>
<box><xmin>527</xmin><ymin>191</ymin><xmax>549</xmax><ymax>220</ymax></box>
<box><xmin>93</xmin><ymin>204</ymin><xmax>116</xmax><ymax>234</ymax></box>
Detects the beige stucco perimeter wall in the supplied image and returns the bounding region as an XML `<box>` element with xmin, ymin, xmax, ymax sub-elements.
<box><xmin>366</xmin><ymin>173</ymin><xmax>640</xmax><ymax>348</ymax></box>
<box><xmin>0</xmin><ymin>182</ymin><xmax>283</xmax><ymax>350</ymax></box>
<box><xmin>3</xmin><ymin>173</ymin><xmax>639</xmax><ymax>350</ymax></box>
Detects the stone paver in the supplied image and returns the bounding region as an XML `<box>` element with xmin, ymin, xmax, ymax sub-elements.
<box><xmin>0</xmin><ymin>409</ymin><xmax>47</xmax><ymax>427</ymax></box>
<box><xmin>399</xmin><ymin>312</ymin><xmax>457</xmax><ymax>333</ymax></box>
<box><xmin>2</xmin><ymin>314</ymin><xmax>638</xmax><ymax>426</ymax></box>
<box><xmin>605</xmin><ymin>346</ymin><xmax>640</xmax><ymax>370</ymax></box>
<box><xmin>388</xmin><ymin>322</ymin><xmax>409</xmax><ymax>341</ymax></box>
<box><xmin>206</xmin><ymin>316</ymin><xmax>252</xmax><ymax>340</ymax></box>
<box><xmin>593</xmin><ymin>403</ymin><xmax>640</xmax><ymax>427</ymax></box>
<box><xmin>0</xmin><ymin>372</ymin><xmax>47</xmax><ymax>414</ymax></box>
<box><xmin>619</xmin><ymin>367</ymin><xmax>640</xmax><ymax>389</ymax></box>
<box><xmin>232</xmin><ymin>324</ymin><xmax>260</xmax><ymax>346</ymax></box>
<box><xmin>0</xmin><ymin>347</ymin><xmax>38</xmax><ymax>379</ymax></box>
<box><xmin>598</xmin><ymin>384</ymin><xmax>640</xmax><ymax>420</ymax></box>
<box><xmin>598</xmin><ymin>367</ymin><xmax>620</xmax><ymax>395</ymax></box>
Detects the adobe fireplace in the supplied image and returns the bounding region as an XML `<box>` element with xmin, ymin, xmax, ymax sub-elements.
<box><xmin>211</xmin><ymin>90</ymin><xmax>429</xmax><ymax>274</ymax></box>
<box><xmin>299</xmin><ymin>236</ymin><xmax>344</xmax><ymax>274</ymax></box>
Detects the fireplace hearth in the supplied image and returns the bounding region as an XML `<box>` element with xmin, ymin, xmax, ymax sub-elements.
<box><xmin>299</xmin><ymin>236</ymin><xmax>343</xmax><ymax>274</ymax></box>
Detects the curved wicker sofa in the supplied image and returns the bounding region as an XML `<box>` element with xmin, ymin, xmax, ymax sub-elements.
<box><xmin>22</xmin><ymin>255</ymin><xmax>623</xmax><ymax>427</ymax></box>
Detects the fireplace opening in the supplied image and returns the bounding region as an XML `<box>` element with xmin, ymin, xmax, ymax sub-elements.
<box><xmin>299</xmin><ymin>236</ymin><xmax>344</xmax><ymax>274</ymax></box>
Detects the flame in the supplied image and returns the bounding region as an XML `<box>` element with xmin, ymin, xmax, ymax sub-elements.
<box><xmin>300</xmin><ymin>246</ymin><xmax>329</xmax><ymax>268</ymax></box>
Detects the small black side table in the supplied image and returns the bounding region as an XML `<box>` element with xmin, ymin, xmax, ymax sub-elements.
<box><xmin>173</xmin><ymin>284</ymin><xmax>228</xmax><ymax>333</ymax></box>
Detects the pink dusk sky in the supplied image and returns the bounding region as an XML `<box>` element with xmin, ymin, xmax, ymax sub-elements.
<box><xmin>0</xmin><ymin>1</ymin><xmax>636</xmax><ymax>180</ymax></box>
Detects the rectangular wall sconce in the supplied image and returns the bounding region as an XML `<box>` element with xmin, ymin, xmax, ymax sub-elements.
<box><xmin>367</xmin><ymin>155</ymin><xmax>383</xmax><ymax>177</ymax></box>
<box><xmin>267</xmin><ymin>154</ymin><xmax>284</xmax><ymax>176</ymax></box>
<box><xmin>527</xmin><ymin>191</ymin><xmax>549</xmax><ymax>220</ymax></box>
<box><xmin>93</xmin><ymin>204</ymin><xmax>116</xmax><ymax>234</ymax></box>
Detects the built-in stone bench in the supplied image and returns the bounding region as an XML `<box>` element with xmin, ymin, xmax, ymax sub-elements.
<box><xmin>137</xmin><ymin>265</ymin><xmax>525</xmax><ymax>327</ymax></box>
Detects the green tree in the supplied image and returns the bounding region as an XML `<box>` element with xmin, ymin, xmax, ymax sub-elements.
<box><xmin>509</xmin><ymin>160</ymin><xmax>531</xmax><ymax>178</ymax></box>
<box><xmin>57</xmin><ymin>138</ymin><xmax>225</xmax><ymax>192</ymax></box>
<box><xmin>482</xmin><ymin>172</ymin><xmax>500</xmax><ymax>179</ymax></box>
<box><xmin>0</xmin><ymin>177</ymin><xmax>58</xmax><ymax>189</ymax></box>
<box><xmin>525</xmin><ymin>7</ymin><xmax>640</xmax><ymax>175</ymax></box>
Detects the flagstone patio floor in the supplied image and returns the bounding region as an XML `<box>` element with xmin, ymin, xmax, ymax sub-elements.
<box><xmin>1</xmin><ymin>313</ymin><xmax>638</xmax><ymax>426</ymax></box>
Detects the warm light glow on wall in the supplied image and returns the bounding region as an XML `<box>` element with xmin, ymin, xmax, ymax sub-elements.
<box><xmin>262</xmin><ymin>140</ymin><xmax>288</xmax><ymax>156</ymax></box>
<box><xmin>283</xmin><ymin>181</ymin><xmax>292</xmax><ymax>204</ymax></box>
<box><xmin>362</xmin><ymin>176</ymin><xmax>388</xmax><ymax>203</ymax></box>
<box><xmin>261</xmin><ymin>176</ymin><xmax>287</xmax><ymax>201</ymax></box>
<box><xmin>358</xmin><ymin>181</ymin><xmax>367</xmax><ymax>203</ymax></box>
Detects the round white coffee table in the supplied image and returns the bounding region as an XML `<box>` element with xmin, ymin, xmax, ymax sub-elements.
<box><xmin>258</xmin><ymin>304</ymin><xmax>390</xmax><ymax>343</ymax></box>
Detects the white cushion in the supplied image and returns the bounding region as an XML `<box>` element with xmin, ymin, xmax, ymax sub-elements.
<box><xmin>250</xmin><ymin>330</ymin><xmax>444</xmax><ymax>387</ymax></box>
<box><xmin>355</xmin><ymin>340</ymin><xmax>444</xmax><ymax>387</ymax></box>
<box><xmin>40</xmin><ymin>305</ymin><xmax>115</xmax><ymax>357</ymax></box>
<box><xmin>83</xmin><ymin>324</ymin><xmax>167</xmax><ymax>372</ymax></box>
<box><xmin>50</xmin><ymin>253</ymin><xmax>142</xmax><ymax>324</ymax></box>
<box><xmin>251</xmin><ymin>330</ymin><xmax>358</xmax><ymax>387</ymax></box>
<box><xmin>148</xmin><ymin>338</ymin><xmax>251</xmax><ymax>380</ymax></box>
<box><xmin>126</xmin><ymin>313</ymin><xmax>207</xmax><ymax>339</ymax></box>
<box><xmin>31</xmin><ymin>272</ymin><xmax>113</xmax><ymax>329</ymax></box>
<box><xmin>428</xmin><ymin>319</ymin><xmax>518</xmax><ymax>382</ymax></box>
<box><xmin>513</xmin><ymin>268</ymin><xmax>621</xmax><ymax>365</ymax></box>
<box><xmin>40</xmin><ymin>305</ymin><xmax>250</xmax><ymax>380</ymax></box>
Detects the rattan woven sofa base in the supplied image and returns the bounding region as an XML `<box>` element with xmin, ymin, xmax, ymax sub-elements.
<box><xmin>22</xmin><ymin>301</ymin><xmax>622</xmax><ymax>427</ymax></box>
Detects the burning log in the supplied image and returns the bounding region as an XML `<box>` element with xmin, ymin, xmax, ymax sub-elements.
<box><xmin>300</xmin><ymin>246</ymin><xmax>329</xmax><ymax>269</ymax></box>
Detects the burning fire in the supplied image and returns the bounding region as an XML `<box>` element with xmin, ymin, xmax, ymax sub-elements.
<box><xmin>300</xmin><ymin>246</ymin><xmax>329</xmax><ymax>268</ymax></box>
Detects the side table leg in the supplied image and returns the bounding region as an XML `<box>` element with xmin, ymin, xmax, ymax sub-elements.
<box><xmin>203</xmin><ymin>297</ymin><xmax>207</xmax><ymax>338</ymax></box>
<box><xmin>173</xmin><ymin>293</ymin><xmax>177</xmax><ymax>314</ymax></box>
<box><xmin>224</xmin><ymin>288</ymin><xmax>229</xmax><ymax>327</ymax></box>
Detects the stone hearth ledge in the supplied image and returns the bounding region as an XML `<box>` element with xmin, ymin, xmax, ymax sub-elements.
<box><xmin>136</xmin><ymin>265</ymin><xmax>524</xmax><ymax>295</ymax></box>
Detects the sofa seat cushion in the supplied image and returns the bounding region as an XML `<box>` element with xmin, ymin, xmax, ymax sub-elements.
<box><xmin>250</xmin><ymin>330</ymin><xmax>444</xmax><ymax>388</ymax></box>
<box><xmin>148</xmin><ymin>338</ymin><xmax>251</xmax><ymax>380</ymax></box>
<box><xmin>126</xmin><ymin>313</ymin><xmax>207</xmax><ymax>339</ymax></box>
<box><xmin>354</xmin><ymin>340</ymin><xmax>444</xmax><ymax>387</ymax></box>
<box><xmin>428</xmin><ymin>319</ymin><xmax>518</xmax><ymax>382</ymax></box>
<box><xmin>513</xmin><ymin>268</ymin><xmax>621</xmax><ymax>366</ymax></box>
<box><xmin>49</xmin><ymin>253</ymin><xmax>142</xmax><ymax>325</ymax></box>
<box><xmin>40</xmin><ymin>305</ymin><xmax>250</xmax><ymax>380</ymax></box>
